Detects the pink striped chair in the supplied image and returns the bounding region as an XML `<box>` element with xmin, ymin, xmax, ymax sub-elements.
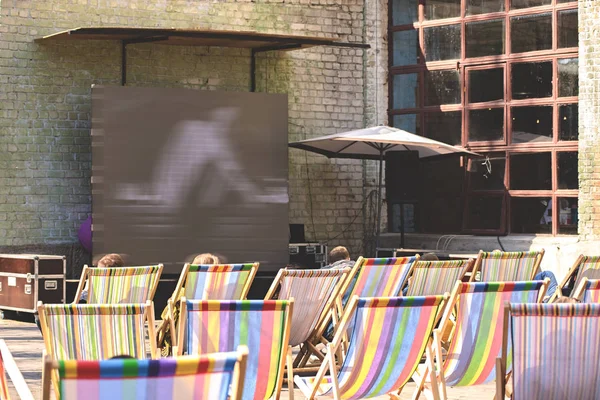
<box><xmin>572</xmin><ymin>278</ymin><xmax>600</xmax><ymax>303</ymax></box>
<box><xmin>552</xmin><ymin>255</ymin><xmax>600</xmax><ymax>301</ymax></box>
<box><xmin>0</xmin><ymin>339</ymin><xmax>34</xmax><ymax>400</ymax></box>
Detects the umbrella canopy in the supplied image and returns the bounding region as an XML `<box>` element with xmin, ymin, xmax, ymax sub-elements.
<box><xmin>289</xmin><ymin>125</ymin><xmax>480</xmax><ymax>160</ymax></box>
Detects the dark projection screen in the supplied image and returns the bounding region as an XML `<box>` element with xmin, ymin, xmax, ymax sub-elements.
<box><xmin>91</xmin><ymin>86</ymin><xmax>289</xmax><ymax>272</ymax></box>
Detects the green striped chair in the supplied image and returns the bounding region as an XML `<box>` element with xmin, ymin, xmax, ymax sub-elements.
<box><xmin>472</xmin><ymin>250</ymin><xmax>544</xmax><ymax>282</ymax></box>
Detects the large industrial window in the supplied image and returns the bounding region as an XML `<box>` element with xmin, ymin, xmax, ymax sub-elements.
<box><xmin>388</xmin><ymin>0</ymin><xmax>578</xmax><ymax>235</ymax></box>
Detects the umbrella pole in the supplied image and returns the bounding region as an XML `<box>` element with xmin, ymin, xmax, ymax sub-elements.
<box><xmin>375</xmin><ymin>150</ymin><xmax>383</xmax><ymax>252</ymax></box>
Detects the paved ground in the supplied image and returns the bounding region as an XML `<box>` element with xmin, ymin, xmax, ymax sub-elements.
<box><xmin>1</xmin><ymin>317</ymin><xmax>496</xmax><ymax>399</ymax></box>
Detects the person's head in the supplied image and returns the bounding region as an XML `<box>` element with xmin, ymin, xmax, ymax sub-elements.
<box><xmin>109</xmin><ymin>355</ymin><xmax>135</xmax><ymax>360</ymax></box>
<box><xmin>420</xmin><ymin>253</ymin><xmax>439</xmax><ymax>261</ymax></box>
<box><xmin>328</xmin><ymin>246</ymin><xmax>350</xmax><ymax>264</ymax></box>
<box><xmin>97</xmin><ymin>253</ymin><xmax>124</xmax><ymax>268</ymax></box>
<box><xmin>193</xmin><ymin>253</ymin><xmax>221</xmax><ymax>265</ymax></box>
<box><xmin>555</xmin><ymin>296</ymin><xmax>580</xmax><ymax>304</ymax></box>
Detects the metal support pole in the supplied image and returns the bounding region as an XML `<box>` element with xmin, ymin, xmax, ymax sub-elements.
<box><xmin>250</xmin><ymin>49</ymin><xmax>256</xmax><ymax>92</ymax></box>
<box><xmin>375</xmin><ymin>150</ymin><xmax>384</xmax><ymax>251</ymax></box>
<box><xmin>121</xmin><ymin>41</ymin><xmax>126</xmax><ymax>86</ymax></box>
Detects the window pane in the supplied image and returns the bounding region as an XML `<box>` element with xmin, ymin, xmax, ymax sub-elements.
<box><xmin>425</xmin><ymin>0</ymin><xmax>461</xmax><ymax>20</ymax></box>
<box><xmin>392</xmin><ymin>0</ymin><xmax>418</xmax><ymax>25</ymax></box>
<box><xmin>558</xmin><ymin>198</ymin><xmax>578</xmax><ymax>234</ymax></box>
<box><xmin>468</xmin><ymin>108</ymin><xmax>504</xmax><ymax>142</ymax></box>
<box><xmin>392</xmin><ymin>114</ymin><xmax>421</xmax><ymax>134</ymax></box>
<box><xmin>511</xmin><ymin>0</ymin><xmax>550</xmax><ymax>9</ymax></box>
<box><xmin>469</xmin><ymin>68</ymin><xmax>504</xmax><ymax>103</ymax></box>
<box><xmin>559</xmin><ymin>9</ymin><xmax>578</xmax><ymax>49</ymax></box>
<box><xmin>559</xmin><ymin>104</ymin><xmax>578</xmax><ymax>141</ymax></box>
<box><xmin>392</xmin><ymin>30</ymin><xmax>420</xmax><ymax>66</ymax></box>
<box><xmin>511</xmin><ymin>106</ymin><xmax>552</xmax><ymax>143</ymax></box>
<box><xmin>511</xmin><ymin>13</ymin><xmax>552</xmax><ymax>54</ymax></box>
<box><xmin>425</xmin><ymin>70</ymin><xmax>460</xmax><ymax>105</ymax></box>
<box><xmin>466</xmin><ymin>19</ymin><xmax>505</xmax><ymax>58</ymax></box>
<box><xmin>467</xmin><ymin>0</ymin><xmax>504</xmax><ymax>16</ymax></box>
<box><xmin>392</xmin><ymin>74</ymin><xmax>419</xmax><ymax>109</ymax></box>
<box><xmin>424</xmin><ymin>25</ymin><xmax>461</xmax><ymax>61</ymax></box>
<box><xmin>557</xmin><ymin>0</ymin><xmax>575</xmax><ymax>3</ymax></box>
<box><xmin>466</xmin><ymin>196</ymin><xmax>503</xmax><ymax>230</ymax></box>
<box><xmin>511</xmin><ymin>197</ymin><xmax>552</xmax><ymax>234</ymax></box>
<box><xmin>559</xmin><ymin>58</ymin><xmax>579</xmax><ymax>97</ymax></box>
<box><xmin>511</xmin><ymin>61</ymin><xmax>552</xmax><ymax>99</ymax></box>
<box><xmin>558</xmin><ymin>152</ymin><xmax>578</xmax><ymax>189</ymax></box>
<box><xmin>470</xmin><ymin>156</ymin><xmax>506</xmax><ymax>190</ymax></box>
<box><xmin>425</xmin><ymin>112</ymin><xmax>462</xmax><ymax>145</ymax></box>
<box><xmin>510</xmin><ymin>153</ymin><xmax>551</xmax><ymax>190</ymax></box>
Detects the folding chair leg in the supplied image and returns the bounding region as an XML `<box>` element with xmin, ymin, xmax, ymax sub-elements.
<box><xmin>425</xmin><ymin>343</ymin><xmax>441</xmax><ymax>400</ymax></box>
<box><xmin>286</xmin><ymin>346</ymin><xmax>295</xmax><ymax>400</ymax></box>
<box><xmin>327</xmin><ymin>343</ymin><xmax>341</xmax><ymax>400</ymax></box>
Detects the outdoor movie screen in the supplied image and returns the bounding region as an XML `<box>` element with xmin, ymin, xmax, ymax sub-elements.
<box><xmin>91</xmin><ymin>86</ymin><xmax>289</xmax><ymax>272</ymax></box>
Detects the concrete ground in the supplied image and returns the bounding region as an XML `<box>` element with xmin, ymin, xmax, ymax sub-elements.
<box><xmin>1</xmin><ymin>317</ymin><xmax>496</xmax><ymax>399</ymax></box>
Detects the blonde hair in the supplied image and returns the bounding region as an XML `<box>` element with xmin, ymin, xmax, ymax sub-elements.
<box><xmin>193</xmin><ymin>253</ymin><xmax>220</xmax><ymax>265</ymax></box>
<box><xmin>555</xmin><ymin>296</ymin><xmax>580</xmax><ymax>304</ymax></box>
<box><xmin>328</xmin><ymin>246</ymin><xmax>350</xmax><ymax>264</ymax></box>
<box><xmin>97</xmin><ymin>253</ymin><xmax>124</xmax><ymax>268</ymax></box>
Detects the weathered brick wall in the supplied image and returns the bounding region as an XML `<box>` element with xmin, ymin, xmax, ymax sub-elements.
<box><xmin>0</xmin><ymin>0</ymin><xmax>377</xmax><ymax>261</ymax></box>
<box><xmin>579</xmin><ymin>0</ymin><xmax>600</xmax><ymax>240</ymax></box>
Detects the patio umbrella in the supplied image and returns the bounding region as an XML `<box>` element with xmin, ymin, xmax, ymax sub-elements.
<box><xmin>289</xmin><ymin>125</ymin><xmax>480</xmax><ymax>249</ymax></box>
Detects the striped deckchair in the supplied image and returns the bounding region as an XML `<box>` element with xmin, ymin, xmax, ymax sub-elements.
<box><xmin>0</xmin><ymin>340</ymin><xmax>34</xmax><ymax>400</ymax></box>
<box><xmin>42</xmin><ymin>347</ymin><xmax>249</xmax><ymax>400</ymax></box>
<box><xmin>552</xmin><ymin>255</ymin><xmax>600</xmax><ymax>301</ymax></box>
<box><xmin>294</xmin><ymin>295</ymin><xmax>448</xmax><ymax>400</ymax></box>
<box><xmin>264</xmin><ymin>268</ymin><xmax>350</xmax><ymax>371</ymax></box>
<box><xmin>73</xmin><ymin>265</ymin><xmax>163</xmax><ymax>304</ymax></box>
<box><xmin>572</xmin><ymin>278</ymin><xmax>600</xmax><ymax>303</ymax></box>
<box><xmin>158</xmin><ymin>262</ymin><xmax>258</xmax><ymax>355</ymax></box>
<box><xmin>177</xmin><ymin>299</ymin><xmax>293</xmax><ymax>400</ymax></box>
<box><xmin>405</xmin><ymin>259</ymin><xmax>474</xmax><ymax>296</ymax></box>
<box><xmin>497</xmin><ymin>303</ymin><xmax>600</xmax><ymax>400</ymax></box>
<box><xmin>416</xmin><ymin>280</ymin><xmax>549</xmax><ymax>399</ymax></box>
<box><xmin>472</xmin><ymin>250</ymin><xmax>544</xmax><ymax>282</ymax></box>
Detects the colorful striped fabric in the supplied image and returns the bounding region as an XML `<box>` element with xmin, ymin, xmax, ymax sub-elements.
<box><xmin>295</xmin><ymin>296</ymin><xmax>445</xmax><ymax>399</ymax></box>
<box><xmin>56</xmin><ymin>352</ymin><xmax>241</xmax><ymax>400</ymax></box>
<box><xmin>349</xmin><ymin>257</ymin><xmax>416</xmax><ymax>298</ymax></box>
<box><xmin>443</xmin><ymin>281</ymin><xmax>545</xmax><ymax>386</ymax></box>
<box><xmin>184</xmin><ymin>264</ymin><xmax>255</xmax><ymax>300</ymax></box>
<box><xmin>573</xmin><ymin>256</ymin><xmax>600</xmax><ymax>292</ymax></box>
<box><xmin>509</xmin><ymin>303</ymin><xmax>600</xmax><ymax>400</ymax></box>
<box><xmin>0</xmin><ymin>346</ymin><xmax>8</xmax><ymax>400</ymax></box>
<box><xmin>478</xmin><ymin>251</ymin><xmax>542</xmax><ymax>282</ymax></box>
<box><xmin>42</xmin><ymin>304</ymin><xmax>148</xmax><ymax>360</ymax></box>
<box><xmin>86</xmin><ymin>266</ymin><xmax>162</xmax><ymax>304</ymax></box>
<box><xmin>276</xmin><ymin>269</ymin><xmax>346</xmax><ymax>346</ymax></box>
<box><xmin>580</xmin><ymin>279</ymin><xmax>600</xmax><ymax>303</ymax></box>
<box><xmin>184</xmin><ymin>300</ymin><xmax>290</xmax><ymax>400</ymax></box>
<box><xmin>405</xmin><ymin>260</ymin><xmax>471</xmax><ymax>296</ymax></box>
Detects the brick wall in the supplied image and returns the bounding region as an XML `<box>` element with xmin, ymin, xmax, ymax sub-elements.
<box><xmin>0</xmin><ymin>0</ymin><xmax>381</xmax><ymax>262</ymax></box>
<box><xmin>578</xmin><ymin>0</ymin><xmax>599</xmax><ymax>240</ymax></box>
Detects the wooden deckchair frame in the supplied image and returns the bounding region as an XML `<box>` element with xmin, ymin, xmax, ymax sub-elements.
<box><xmin>42</xmin><ymin>346</ymin><xmax>249</xmax><ymax>400</ymax></box>
<box><xmin>571</xmin><ymin>277</ymin><xmax>600</xmax><ymax>302</ymax></box>
<box><xmin>176</xmin><ymin>297</ymin><xmax>295</xmax><ymax>400</ymax></box>
<box><xmin>73</xmin><ymin>264</ymin><xmax>164</xmax><ymax>303</ymax></box>
<box><xmin>470</xmin><ymin>250</ymin><xmax>545</xmax><ymax>282</ymax></box>
<box><xmin>550</xmin><ymin>255</ymin><xmax>600</xmax><ymax>302</ymax></box>
<box><xmin>0</xmin><ymin>340</ymin><xmax>34</xmax><ymax>400</ymax></box>
<box><xmin>38</xmin><ymin>300</ymin><xmax>158</xmax><ymax>398</ymax></box>
<box><xmin>264</xmin><ymin>267</ymin><xmax>350</xmax><ymax>372</ymax></box>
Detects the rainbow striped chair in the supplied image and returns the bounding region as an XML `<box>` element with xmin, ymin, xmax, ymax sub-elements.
<box><xmin>472</xmin><ymin>250</ymin><xmax>544</xmax><ymax>282</ymax></box>
<box><xmin>552</xmin><ymin>255</ymin><xmax>600</xmax><ymax>301</ymax></box>
<box><xmin>572</xmin><ymin>278</ymin><xmax>600</xmax><ymax>303</ymax></box>
<box><xmin>416</xmin><ymin>280</ymin><xmax>549</xmax><ymax>399</ymax></box>
<box><xmin>42</xmin><ymin>347</ymin><xmax>249</xmax><ymax>400</ymax></box>
<box><xmin>497</xmin><ymin>303</ymin><xmax>600</xmax><ymax>399</ymax></box>
<box><xmin>294</xmin><ymin>295</ymin><xmax>447</xmax><ymax>399</ymax></box>
<box><xmin>405</xmin><ymin>259</ymin><xmax>474</xmax><ymax>296</ymax></box>
<box><xmin>177</xmin><ymin>299</ymin><xmax>293</xmax><ymax>400</ymax></box>
<box><xmin>73</xmin><ymin>265</ymin><xmax>163</xmax><ymax>304</ymax></box>
<box><xmin>0</xmin><ymin>340</ymin><xmax>33</xmax><ymax>400</ymax></box>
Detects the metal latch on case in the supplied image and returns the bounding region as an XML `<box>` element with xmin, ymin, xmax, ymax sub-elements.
<box><xmin>26</xmin><ymin>273</ymin><xmax>32</xmax><ymax>283</ymax></box>
<box><xmin>44</xmin><ymin>281</ymin><xmax>57</xmax><ymax>290</ymax></box>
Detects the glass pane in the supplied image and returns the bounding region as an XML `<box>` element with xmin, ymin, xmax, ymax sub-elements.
<box><xmin>511</xmin><ymin>106</ymin><xmax>552</xmax><ymax>143</ymax></box>
<box><xmin>425</xmin><ymin>70</ymin><xmax>460</xmax><ymax>105</ymax></box>
<box><xmin>392</xmin><ymin>73</ymin><xmax>419</xmax><ymax>109</ymax></box>
<box><xmin>510</xmin><ymin>153</ymin><xmax>551</xmax><ymax>190</ymax></box>
<box><xmin>466</xmin><ymin>196</ymin><xmax>503</xmax><ymax>230</ymax></box>
<box><xmin>392</xmin><ymin>0</ymin><xmax>418</xmax><ymax>25</ymax></box>
<box><xmin>466</xmin><ymin>19</ymin><xmax>505</xmax><ymax>58</ymax></box>
<box><xmin>469</xmin><ymin>68</ymin><xmax>504</xmax><ymax>103</ymax></box>
<box><xmin>424</xmin><ymin>24</ymin><xmax>461</xmax><ymax>61</ymax></box>
<box><xmin>425</xmin><ymin>112</ymin><xmax>462</xmax><ymax>145</ymax></box>
<box><xmin>559</xmin><ymin>10</ymin><xmax>578</xmax><ymax>49</ymax></box>
<box><xmin>470</xmin><ymin>156</ymin><xmax>506</xmax><ymax>190</ymax></box>
<box><xmin>392</xmin><ymin>114</ymin><xmax>421</xmax><ymax>134</ymax></box>
<box><xmin>467</xmin><ymin>0</ymin><xmax>504</xmax><ymax>16</ymax></box>
<box><xmin>392</xmin><ymin>30</ymin><xmax>420</xmax><ymax>66</ymax></box>
<box><xmin>559</xmin><ymin>58</ymin><xmax>579</xmax><ymax>97</ymax></box>
<box><xmin>511</xmin><ymin>0</ymin><xmax>550</xmax><ymax>9</ymax></box>
<box><xmin>558</xmin><ymin>198</ymin><xmax>578</xmax><ymax>234</ymax></box>
<box><xmin>468</xmin><ymin>108</ymin><xmax>504</xmax><ymax>142</ymax></box>
<box><xmin>559</xmin><ymin>104</ymin><xmax>578</xmax><ymax>141</ymax></box>
<box><xmin>511</xmin><ymin>197</ymin><xmax>552</xmax><ymax>234</ymax></box>
<box><xmin>425</xmin><ymin>0</ymin><xmax>461</xmax><ymax>20</ymax></box>
<box><xmin>511</xmin><ymin>61</ymin><xmax>552</xmax><ymax>99</ymax></box>
<box><xmin>558</xmin><ymin>152</ymin><xmax>578</xmax><ymax>189</ymax></box>
<box><xmin>511</xmin><ymin>13</ymin><xmax>552</xmax><ymax>53</ymax></box>
<box><xmin>557</xmin><ymin>0</ymin><xmax>575</xmax><ymax>2</ymax></box>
